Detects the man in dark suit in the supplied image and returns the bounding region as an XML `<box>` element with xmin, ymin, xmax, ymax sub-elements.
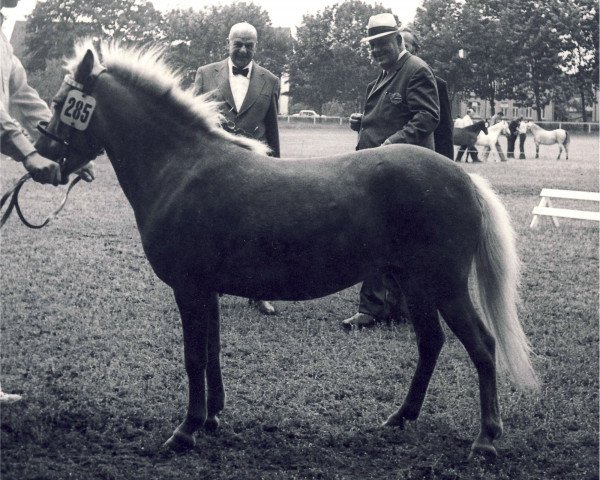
<box><xmin>193</xmin><ymin>22</ymin><xmax>280</xmax><ymax>314</ymax></box>
<box><xmin>344</xmin><ymin>13</ymin><xmax>440</xmax><ymax>329</ymax></box>
<box><xmin>400</xmin><ymin>28</ymin><xmax>454</xmax><ymax>160</ymax></box>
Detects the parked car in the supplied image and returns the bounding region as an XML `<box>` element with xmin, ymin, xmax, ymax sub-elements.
<box><xmin>291</xmin><ymin>110</ymin><xmax>320</xmax><ymax>118</ymax></box>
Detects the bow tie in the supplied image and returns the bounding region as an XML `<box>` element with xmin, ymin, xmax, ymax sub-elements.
<box><xmin>232</xmin><ymin>66</ymin><xmax>249</xmax><ymax>77</ymax></box>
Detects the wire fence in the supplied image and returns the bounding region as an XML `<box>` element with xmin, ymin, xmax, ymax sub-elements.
<box><xmin>278</xmin><ymin>116</ymin><xmax>600</xmax><ymax>133</ymax></box>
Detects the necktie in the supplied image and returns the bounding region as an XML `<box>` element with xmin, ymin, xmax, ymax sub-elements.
<box><xmin>232</xmin><ymin>66</ymin><xmax>249</xmax><ymax>77</ymax></box>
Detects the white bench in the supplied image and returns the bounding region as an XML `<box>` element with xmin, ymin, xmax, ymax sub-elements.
<box><xmin>530</xmin><ymin>188</ymin><xmax>600</xmax><ymax>228</ymax></box>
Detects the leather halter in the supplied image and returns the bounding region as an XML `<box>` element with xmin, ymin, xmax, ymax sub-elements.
<box><xmin>36</xmin><ymin>70</ymin><xmax>108</xmax><ymax>169</ymax></box>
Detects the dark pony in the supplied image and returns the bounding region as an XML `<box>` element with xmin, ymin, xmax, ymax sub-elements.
<box><xmin>35</xmin><ymin>41</ymin><xmax>538</xmax><ymax>458</ymax></box>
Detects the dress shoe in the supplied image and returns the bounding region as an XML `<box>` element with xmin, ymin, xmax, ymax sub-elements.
<box><xmin>249</xmin><ymin>299</ymin><xmax>276</xmax><ymax>315</ymax></box>
<box><xmin>341</xmin><ymin>312</ymin><xmax>377</xmax><ymax>331</ymax></box>
<box><xmin>0</xmin><ymin>390</ymin><xmax>22</xmax><ymax>403</ymax></box>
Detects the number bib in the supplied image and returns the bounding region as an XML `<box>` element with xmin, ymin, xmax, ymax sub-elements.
<box><xmin>60</xmin><ymin>90</ymin><xmax>96</xmax><ymax>131</ymax></box>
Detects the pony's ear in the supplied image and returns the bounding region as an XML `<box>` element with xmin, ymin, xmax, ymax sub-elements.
<box><xmin>75</xmin><ymin>50</ymin><xmax>95</xmax><ymax>82</ymax></box>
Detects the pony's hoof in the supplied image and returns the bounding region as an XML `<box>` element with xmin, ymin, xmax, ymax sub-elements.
<box><xmin>162</xmin><ymin>431</ymin><xmax>195</xmax><ymax>454</ymax></box>
<box><xmin>468</xmin><ymin>441</ymin><xmax>498</xmax><ymax>461</ymax></box>
<box><xmin>204</xmin><ymin>416</ymin><xmax>220</xmax><ymax>432</ymax></box>
<box><xmin>382</xmin><ymin>412</ymin><xmax>405</xmax><ymax>429</ymax></box>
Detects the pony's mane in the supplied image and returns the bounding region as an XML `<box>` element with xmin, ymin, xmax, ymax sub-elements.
<box><xmin>65</xmin><ymin>40</ymin><xmax>270</xmax><ymax>156</ymax></box>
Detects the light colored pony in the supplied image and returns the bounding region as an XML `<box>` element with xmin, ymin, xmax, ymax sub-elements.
<box><xmin>476</xmin><ymin>121</ymin><xmax>510</xmax><ymax>162</ymax></box>
<box><xmin>526</xmin><ymin>121</ymin><xmax>570</xmax><ymax>159</ymax></box>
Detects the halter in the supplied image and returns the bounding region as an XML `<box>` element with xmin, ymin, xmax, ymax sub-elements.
<box><xmin>36</xmin><ymin>70</ymin><xmax>108</xmax><ymax>170</ymax></box>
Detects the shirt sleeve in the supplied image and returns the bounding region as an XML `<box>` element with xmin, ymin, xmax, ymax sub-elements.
<box><xmin>1</xmin><ymin>51</ymin><xmax>51</xmax><ymax>162</ymax></box>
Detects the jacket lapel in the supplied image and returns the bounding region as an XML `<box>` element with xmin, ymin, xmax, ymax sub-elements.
<box><xmin>238</xmin><ymin>65</ymin><xmax>266</xmax><ymax>117</ymax></box>
<box><xmin>216</xmin><ymin>61</ymin><xmax>236</xmax><ymax>112</ymax></box>
<box><xmin>367</xmin><ymin>52</ymin><xmax>412</xmax><ymax>101</ymax></box>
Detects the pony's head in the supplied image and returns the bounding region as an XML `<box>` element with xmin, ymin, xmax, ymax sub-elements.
<box><xmin>35</xmin><ymin>43</ymin><xmax>106</xmax><ymax>174</ymax></box>
<box><xmin>35</xmin><ymin>40</ymin><xmax>270</xmax><ymax>175</ymax></box>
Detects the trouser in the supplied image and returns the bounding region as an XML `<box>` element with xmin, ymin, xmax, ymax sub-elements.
<box><xmin>507</xmin><ymin>133</ymin><xmax>517</xmax><ymax>158</ymax></box>
<box><xmin>455</xmin><ymin>145</ymin><xmax>480</xmax><ymax>162</ymax></box>
<box><xmin>358</xmin><ymin>273</ymin><xmax>410</xmax><ymax>322</ymax></box>
<box><xmin>518</xmin><ymin>133</ymin><xmax>526</xmax><ymax>159</ymax></box>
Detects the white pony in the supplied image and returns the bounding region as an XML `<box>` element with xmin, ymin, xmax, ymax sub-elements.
<box><xmin>476</xmin><ymin>121</ymin><xmax>510</xmax><ymax>162</ymax></box>
<box><xmin>526</xmin><ymin>121</ymin><xmax>570</xmax><ymax>160</ymax></box>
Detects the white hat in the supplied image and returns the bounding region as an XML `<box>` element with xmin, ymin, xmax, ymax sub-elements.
<box><xmin>361</xmin><ymin>13</ymin><xmax>400</xmax><ymax>43</ymax></box>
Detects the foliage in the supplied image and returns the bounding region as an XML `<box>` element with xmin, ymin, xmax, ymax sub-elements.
<box><xmin>412</xmin><ymin>0</ymin><xmax>470</xmax><ymax>104</ymax></box>
<box><xmin>289</xmin><ymin>0</ymin><xmax>389</xmax><ymax>112</ymax></box>
<box><xmin>26</xmin><ymin>58</ymin><xmax>65</xmax><ymax>104</ymax></box>
<box><xmin>499</xmin><ymin>0</ymin><xmax>563</xmax><ymax>120</ymax></box>
<box><xmin>555</xmin><ymin>0</ymin><xmax>599</xmax><ymax>121</ymax></box>
<box><xmin>162</xmin><ymin>3</ymin><xmax>293</xmax><ymax>88</ymax></box>
<box><xmin>24</xmin><ymin>0</ymin><xmax>164</xmax><ymax>71</ymax></box>
<box><xmin>321</xmin><ymin>99</ymin><xmax>356</xmax><ymax>116</ymax></box>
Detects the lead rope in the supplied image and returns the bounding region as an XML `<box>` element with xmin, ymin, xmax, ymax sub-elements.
<box><xmin>0</xmin><ymin>174</ymin><xmax>81</xmax><ymax>229</ymax></box>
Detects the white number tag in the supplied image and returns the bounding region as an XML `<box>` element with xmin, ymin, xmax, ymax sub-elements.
<box><xmin>60</xmin><ymin>90</ymin><xmax>96</xmax><ymax>131</ymax></box>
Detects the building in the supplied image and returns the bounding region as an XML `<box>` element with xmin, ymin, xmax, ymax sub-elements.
<box><xmin>453</xmin><ymin>96</ymin><xmax>555</xmax><ymax>121</ymax></box>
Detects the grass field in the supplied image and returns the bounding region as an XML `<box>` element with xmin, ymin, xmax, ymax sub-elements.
<box><xmin>1</xmin><ymin>127</ymin><xmax>598</xmax><ymax>479</ymax></box>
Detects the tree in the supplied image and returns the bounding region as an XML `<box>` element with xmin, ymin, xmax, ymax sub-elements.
<box><xmin>500</xmin><ymin>0</ymin><xmax>564</xmax><ymax>120</ymax></box>
<box><xmin>24</xmin><ymin>0</ymin><xmax>164</xmax><ymax>71</ymax></box>
<box><xmin>412</xmin><ymin>0</ymin><xmax>470</xmax><ymax>104</ymax></box>
<box><xmin>457</xmin><ymin>0</ymin><xmax>514</xmax><ymax>115</ymax></box>
<box><xmin>289</xmin><ymin>0</ymin><xmax>390</xmax><ymax>113</ymax></box>
<box><xmin>555</xmin><ymin>0</ymin><xmax>598</xmax><ymax>121</ymax></box>
<box><xmin>162</xmin><ymin>2</ymin><xmax>292</xmax><ymax>88</ymax></box>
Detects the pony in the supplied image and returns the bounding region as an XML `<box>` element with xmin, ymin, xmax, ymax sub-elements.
<box><xmin>476</xmin><ymin>121</ymin><xmax>511</xmax><ymax>162</ymax></box>
<box><xmin>452</xmin><ymin>120</ymin><xmax>488</xmax><ymax>163</ymax></box>
<box><xmin>34</xmin><ymin>41</ymin><xmax>538</xmax><ymax>458</ymax></box>
<box><xmin>526</xmin><ymin>121</ymin><xmax>570</xmax><ymax>159</ymax></box>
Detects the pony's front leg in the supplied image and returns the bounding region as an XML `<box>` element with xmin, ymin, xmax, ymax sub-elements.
<box><xmin>163</xmin><ymin>288</ymin><xmax>221</xmax><ymax>453</ymax></box>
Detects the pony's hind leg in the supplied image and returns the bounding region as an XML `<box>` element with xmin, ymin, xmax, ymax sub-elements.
<box><xmin>438</xmin><ymin>292</ymin><xmax>502</xmax><ymax>459</ymax></box>
<box><xmin>205</xmin><ymin>300</ymin><xmax>225</xmax><ymax>432</ymax></box>
<box><xmin>384</xmin><ymin>288</ymin><xmax>445</xmax><ymax>428</ymax></box>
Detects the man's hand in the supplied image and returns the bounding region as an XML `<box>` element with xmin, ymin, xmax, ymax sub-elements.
<box><xmin>22</xmin><ymin>152</ymin><xmax>62</xmax><ymax>185</ymax></box>
<box><xmin>75</xmin><ymin>162</ymin><xmax>95</xmax><ymax>183</ymax></box>
<box><xmin>349</xmin><ymin>113</ymin><xmax>363</xmax><ymax>132</ymax></box>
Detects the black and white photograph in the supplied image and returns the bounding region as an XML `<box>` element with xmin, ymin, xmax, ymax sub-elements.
<box><xmin>1</xmin><ymin>0</ymin><xmax>598</xmax><ymax>478</ymax></box>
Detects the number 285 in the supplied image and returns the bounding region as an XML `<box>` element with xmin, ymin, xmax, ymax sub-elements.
<box><xmin>64</xmin><ymin>97</ymin><xmax>92</xmax><ymax>123</ymax></box>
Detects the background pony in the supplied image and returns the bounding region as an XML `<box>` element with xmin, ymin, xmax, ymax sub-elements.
<box><xmin>526</xmin><ymin>121</ymin><xmax>570</xmax><ymax>159</ymax></box>
<box><xmin>452</xmin><ymin>120</ymin><xmax>488</xmax><ymax>162</ymax></box>
<box><xmin>476</xmin><ymin>120</ymin><xmax>510</xmax><ymax>162</ymax></box>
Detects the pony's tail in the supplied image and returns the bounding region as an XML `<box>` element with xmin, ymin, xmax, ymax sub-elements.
<box><xmin>469</xmin><ymin>174</ymin><xmax>539</xmax><ymax>390</ymax></box>
<box><xmin>564</xmin><ymin>130</ymin><xmax>570</xmax><ymax>147</ymax></box>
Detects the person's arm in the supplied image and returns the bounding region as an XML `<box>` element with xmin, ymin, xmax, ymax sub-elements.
<box><xmin>264</xmin><ymin>77</ymin><xmax>280</xmax><ymax>157</ymax></box>
<box><xmin>385</xmin><ymin>67</ymin><xmax>440</xmax><ymax>145</ymax></box>
<box><xmin>6</xmin><ymin>52</ymin><xmax>51</xmax><ymax>142</ymax></box>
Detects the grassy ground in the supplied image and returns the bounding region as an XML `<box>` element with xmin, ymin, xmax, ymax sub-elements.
<box><xmin>1</xmin><ymin>128</ymin><xmax>598</xmax><ymax>479</ymax></box>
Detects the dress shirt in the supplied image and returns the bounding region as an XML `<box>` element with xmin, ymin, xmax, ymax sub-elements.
<box><xmin>228</xmin><ymin>58</ymin><xmax>253</xmax><ymax>112</ymax></box>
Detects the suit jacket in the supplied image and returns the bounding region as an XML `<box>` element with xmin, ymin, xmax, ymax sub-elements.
<box><xmin>357</xmin><ymin>52</ymin><xmax>439</xmax><ymax>151</ymax></box>
<box><xmin>193</xmin><ymin>59</ymin><xmax>280</xmax><ymax>157</ymax></box>
<box><xmin>433</xmin><ymin>76</ymin><xmax>454</xmax><ymax>160</ymax></box>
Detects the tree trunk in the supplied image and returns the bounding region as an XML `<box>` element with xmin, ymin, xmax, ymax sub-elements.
<box><xmin>580</xmin><ymin>89</ymin><xmax>588</xmax><ymax>123</ymax></box>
